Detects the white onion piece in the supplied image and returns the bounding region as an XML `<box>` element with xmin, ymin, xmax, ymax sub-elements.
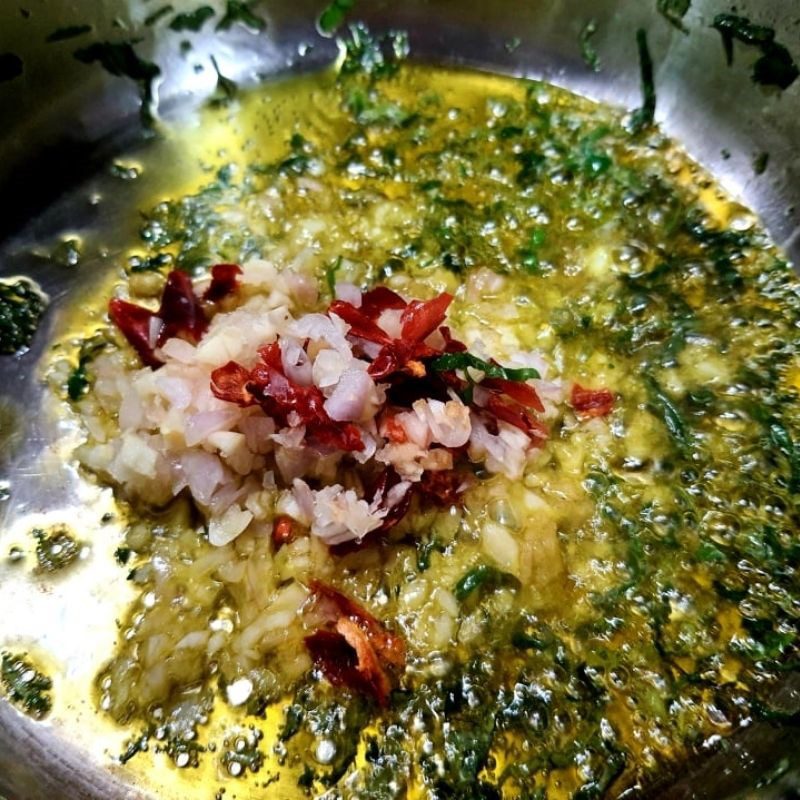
<box><xmin>324</xmin><ymin>369</ymin><xmax>376</xmax><ymax>422</ymax></box>
<box><xmin>335</xmin><ymin>282</ymin><xmax>362</xmax><ymax>305</ymax></box>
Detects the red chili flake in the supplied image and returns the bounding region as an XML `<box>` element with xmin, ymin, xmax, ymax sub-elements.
<box><xmin>306</xmin><ymin>581</ymin><xmax>405</xmax><ymax>707</ymax></box>
<box><xmin>210</xmin><ymin>348</ymin><xmax>364</xmax><ymax>453</ymax></box>
<box><xmin>257</xmin><ymin>341</ymin><xmax>284</xmax><ymax>371</ymax></box>
<box><xmin>306</xmin><ymin>423</ymin><xmax>365</xmax><ymax>453</ymax></box>
<box><xmin>108</xmin><ymin>270</ymin><xmax>209</xmax><ymax>368</ymax></box>
<box><xmin>309</xmin><ymin>581</ymin><xmax>406</xmax><ymax>669</ymax></box>
<box><xmin>108</xmin><ymin>299</ymin><xmax>162</xmax><ymax>368</ymax></box>
<box><xmin>481</xmin><ymin>377</ymin><xmax>545</xmax><ymax>413</ymax></box>
<box><xmin>486</xmin><ymin>394</ymin><xmax>549</xmax><ymax>442</ymax></box>
<box><xmin>248</xmin><ymin>368</ymin><xmax>329</xmax><ymax>432</ymax></box>
<box><xmin>157</xmin><ymin>270</ymin><xmax>208</xmax><ymax>345</ymax></box>
<box><xmin>417</xmin><ymin>469</ymin><xmax>467</xmax><ymax>507</ymax></box>
<box><xmin>305</xmin><ymin>629</ymin><xmax>389</xmax><ymax>704</ymax></box>
<box><xmin>359</xmin><ymin>286</ymin><xmax>407</xmax><ymax>319</ymax></box>
<box><xmin>203</xmin><ymin>263</ymin><xmax>242</xmax><ymax>303</ymax></box>
<box><xmin>272</xmin><ymin>515</ymin><xmax>296</xmax><ymax>546</ymax></box>
<box><xmin>328</xmin><ymin>300</ymin><xmax>394</xmax><ymax>346</ymax></box>
<box><xmin>210</xmin><ymin>361</ymin><xmax>253</xmax><ymax>405</ymax></box>
<box><xmin>571</xmin><ymin>383</ymin><xmax>614</xmax><ymax>418</ymax></box>
<box><xmin>370</xmin><ymin>467</ymin><xmax>414</xmax><ymax>534</ymax></box>
<box><xmin>400</xmin><ymin>293</ymin><xmax>453</xmax><ymax>342</ymax></box>
<box><xmin>439</xmin><ymin>325</ymin><xmax>468</xmax><ymax>353</ymax></box>
<box><xmin>330</xmin><ymin>292</ymin><xmax>455</xmax><ymax>382</ymax></box>
<box><xmin>382</xmin><ymin>415</ymin><xmax>408</xmax><ymax>444</ymax></box>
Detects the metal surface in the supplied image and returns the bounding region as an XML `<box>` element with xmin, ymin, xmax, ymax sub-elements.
<box><xmin>1</xmin><ymin>1</ymin><xmax>799</xmax><ymax>798</ymax></box>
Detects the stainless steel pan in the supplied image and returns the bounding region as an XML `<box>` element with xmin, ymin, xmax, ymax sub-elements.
<box><xmin>1</xmin><ymin>1</ymin><xmax>799</xmax><ymax>797</ymax></box>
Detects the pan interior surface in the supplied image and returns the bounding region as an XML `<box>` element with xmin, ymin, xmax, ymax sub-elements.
<box><xmin>1</xmin><ymin>2</ymin><xmax>800</xmax><ymax>799</ymax></box>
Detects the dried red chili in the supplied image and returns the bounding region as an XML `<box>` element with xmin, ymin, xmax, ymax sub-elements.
<box><xmin>571</xmin><ymin>383</ymin><xmax>614</xmax><ymax>417</ymax></box>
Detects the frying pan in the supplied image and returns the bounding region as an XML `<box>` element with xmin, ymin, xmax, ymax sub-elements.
<box><xmin>1</xmin><ymin>1</ymin><xmax>799</xmax><ymax>797</ymax></box>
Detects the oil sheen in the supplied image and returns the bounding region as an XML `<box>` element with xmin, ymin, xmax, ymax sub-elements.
<box><xmin>4</xmin><ymin>32</ymin><xmax>800</xmax><ymax>800</ymax></box>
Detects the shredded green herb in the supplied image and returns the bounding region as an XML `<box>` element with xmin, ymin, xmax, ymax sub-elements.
<box><xmin>431</xmin><ymin>352</ymin><xmax>540</xmax><ymax>382</ymax></box>
<box><xmin>216</xmin><ymin>0</ymin><xmax>267</xmax><ymax>32</ymax></box>
<box><xmin>318</xmin><ymin>0</ymin><xmax>355</xmax><ymax>36</ymax></box>
<box><xmin>657</xmin><ymin>0</ymin><xmax>690</xmax><ymax>34</ymax></box>
<box><xmin>208</xmin><ymin>55</ymin><xmax>238</xmax><ymax>107</ymax></box>
<box><xmin>643</xmin><ymin>373</ymin><xmax>692</xmax><ymax>455</ymax></box>
<box><xmin>169</xmin><ymin>5</ymin><xmax>215</xmax><ymax>32</ymax></box>
<box><xmin>0</xmin><ymin>278</ymin><xmax>47</xmax><ymax>355</ymax></box>
<box><xmin>45</xmin><ymin>24</ymin><xmax>93</xmax><ymax>43</ymax></box>
<box><xmin>67</xmin><ymin>335</ymin><xmax>107</xmax><ymax>401</ymax></box>
<box><xmin>340</xmin><ymin>24</ymin><xmax>409</xmax><ymax>81</ymax></box>
<box><xmin>325</xmin><ymin>256</ymin><xmax>342</xmax><ymax>297</ymax></box>
<box><xmin>753</xmin><ymin>151</ymin><xmax>769</xmax><ymax>175</ymax></box>
<box><xmin>712</xmin><ymin>14</ymin><xmax>799</xmax><ymax>90</ymax></box>
<box><xmin>454</xmin><ymin>564</ymin><xmax>511</xmax><ymax>602</ymax></box>
<box><xmin>119</xmin><ymin>731</ymin><xmax>149</xmax><ymax>765</ymax></box>
<box><xmin>1</xmin><ymin>652</ymin><xmax>52</xmax><ymax>719</ymax></box>
<box><xmin>629</xmin><ymin>29</ymin><xmax>656</xmax><ymax>134</ymax></box>
<box><xmin>579</xmin><ymin>19</ymin><xmax>600</xmax><ymax>72</ymax></box>
<box><xmin>73</xmin><ymin>41</ymin><xmax>161</xmax><ymax>127</ymax></box>
<box><xmin>32</xmin><ymin>526</ymin><xmax>82</xmax><ymax>573</ymax></box>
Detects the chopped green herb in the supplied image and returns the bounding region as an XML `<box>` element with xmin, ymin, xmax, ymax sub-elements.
<box><xmin>747</xmin><ymin>401</ymin><xmax>800</xmax><ymax>492</ymax></box>
<box><xmin>119</xmin><ymin>731</ymin><xmax>149</xmax><ymax>764</ymax></box>
<box><xmin>431</xmin><ymin>352</ymin><xmax>540</xmax><ymax>382</ymax></box>
<box><xmin>317</xmin><ymin>0</ymin><xmax>355</xmax><ymax>36</ymax></box>
<box><xmin>45</xmin><ymin>24</ymin><xmax>93</xmax><ymax>43</ymax></box>
<box><xmin>629</xmin><ymin>29</ymin><xmax>656</xmax><ymax>134</ymax></box>
<box><xmin>0</xmin><ymin>53</ymin><xmax>23</xmax><ymax>82</ymax></box>
<box><xmin>514</xmin><ymin>149</ymin><xmax>545</xmax><ymax>186</ymax></box>
<box><xmin>753</xmin><ymin>151</ymin><xmax>769</xmax><ymax>175</ymax></box>
<box><xmin>415</xmin><ymin>535</ymin><xmax>444</xmax><ymax>572</ymax></box>
<box><xmin>32</xmin><ymin>526</ymin><xmax>82</xmax><ymax>572</ymax></box>
<box><xmin>208</xmin><ymin>55</ymin><xmax>237</xmax><ymax>107</ymax></box>
<box><xmin>643</xmin><ymin>374</ymin><xmax>692</xmax><ymax>454</ymax></box>
<box><xmin>67</xmin><ymin>335</ymin><xmax>107</xmax><ymax>401</ymax></box>
<box><xmin>325</xmin><ymin>256</ymin><xmax>342</xmax><ymax>297</ymax></box>
<box><xmin>128</xmin><ymin>252</ymin><xmax>173</xmax><ymax>273</ymax></box>
<box><xmin>340</xmin><ymin>24</ymin><xmax>409</xmax><ymax>81</ymax></box>
<box><xmin>169</xmin><ymin>5</ymin><xmax>215</xmax><ymax>32</ymax></box>
<box><xmin>345</xmin><ymin>87</ymin><xmax>415</xmax><ymax>128</ymax></box>
<box><xmin>518</xmin><ymin>227</ymin><xmax>547</xmax><ymax>274</ymax></box>
<box><xmin>144</xmin><ymin>5</ymin><xmax>174</xmax><ymax>27</ymax></box>
<box><xmin>216</xmin><ymin>0</ymin><xmax>266</xmax><ymax>32</ymax></box>
<box><xmin>579</xmin><ymin>19</ymin><xmax>600</xmax><ymax>72</ymax></box>
<box><xmin>0</xmin><ymin>277</ymin><xmax>47</xmax><ymax>355</ymax></box>
<box><xmin>114</xmin><ymin>547</ymin><xmax>132</xmax><ymax>566</ymax></box>
<box><xmin>454</xmin><ymin>564</ymin><xmax>510</xmax><ymax>602</ymax></box>
<box><xmin>657</xmin><ymin>0</ymin><xmax>690</xmax><ymax>34</ymax></box>
<box><xmin>712</xmin><ymin>14</ymin><xmax>799</xmax><ymax>90</ymax></box>
<box><xmin>273</xmin><ymin>133</ymin><xmax>315</xmax><ymax>176</ymax></box>
<box><xmin>696</xmin><ymin>541</ymin><xmax>727</xmax><ymax>563</ymax></box>
<box><xmin>73</xmin><ymin>41</ymin><xmax>161</xmax><ymax>127</ymax></box>
<box><xmin>1</xmin><ymin>652</ymin><xmax>52</xmax><ymax>719</ymax></box>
